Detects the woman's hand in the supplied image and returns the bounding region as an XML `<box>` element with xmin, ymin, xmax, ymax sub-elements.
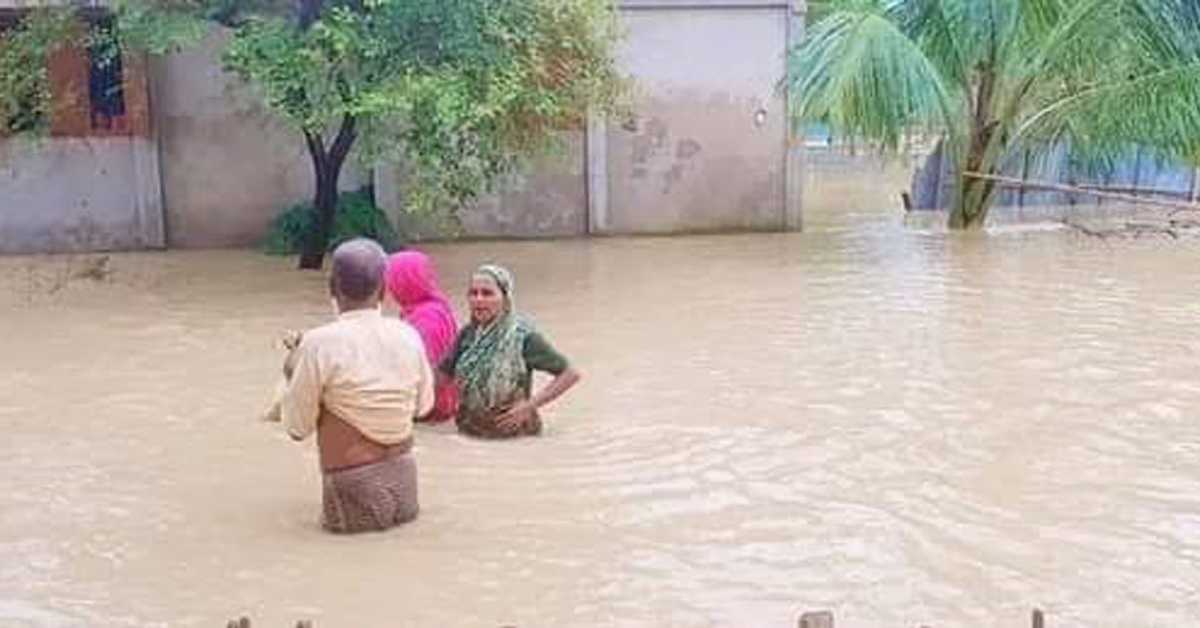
<box><xmin>495</xmin><ymin>400</ymin><xmax>537</xmax><ymax>432</ymax></box>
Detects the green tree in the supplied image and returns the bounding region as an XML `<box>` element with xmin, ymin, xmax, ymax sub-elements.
<box><xmin>221</xmin><ymin>0</ymin><xmax>625</xmax><ymax>269</ymax></box>
<box><xmin>787</xmin><ymin>0</ymin><xmax>1200</xmax><ymax>229</ymax></box>
<box><xmin>0</xmin><ymin>0</ymin><xmax>622</xmax><ymax>268</ymax></box>
<box><xmin>1</xmin><ymin>9</ymin><xmax>78</xmax><ymax>136</ymax></box>
<box><xmin>1056</xmin><ymin>0</ymin><xmax>1200</xmax><ymax>168</ymax></box>
<box><xmin>1</xmin><ymin>1</ymin><xmax>207</xmax><ymax>137</ymax></box>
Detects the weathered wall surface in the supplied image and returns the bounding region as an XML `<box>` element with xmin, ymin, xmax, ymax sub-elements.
<box><xmin>379</xmin><ymin>0</ymin><xmax>804</xmax><ymax>240</ymax></box>
<box><xmin>598</xmin><ymin>4</ymin><xmax>791</xmax><ymax>234</ymax></box>
<box><xmin>153</xmin><ymin>27</ymin><xmax>363</xmax><ymax>249</ymax></box>
<box><xmin>0</xmin><ymin>30</ymin><xmax>164</xmax><ymax>255</ymax></box>
<box><xmin>0</xmin><ymin>137</ymin><xmax>163</xmax><ymax>253</ymax></box>
<box><xmin>5</xmin><ymin>2</ymin><xmax>812</xmax><ymax>254</ymax></box>
<box><xmin>376</xmin><ymin>133</ymin><xmax>588</xmax><ymax>240</ymax></box>
<box><xmin>802</xmin><ymin>148</ymin><xmax>917</xmax><ymax>228</ymax></box>
<box><xmin>457</xmin><ymin>134</ymin><xmax>589</xmax><ymax>238</ymax></box>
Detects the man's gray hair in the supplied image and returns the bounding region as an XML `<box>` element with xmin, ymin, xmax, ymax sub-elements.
<box><xmin>330</xmin><ymin>238</ymin><xmax>387</xmax><ymax>302</ymax></box>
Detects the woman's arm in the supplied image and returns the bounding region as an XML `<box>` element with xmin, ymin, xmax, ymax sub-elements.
<box><xmin>530</xmin><ymin>367</ymin><xmax>581</xmax><ymax>410</ymax></box>
<box><xmin>495</xmin><ymin>367</ymin><xmax>581</xmax><ymax>431</ymax></box>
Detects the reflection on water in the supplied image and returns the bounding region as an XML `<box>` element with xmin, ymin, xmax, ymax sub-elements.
<box><xmin>1</xmin><ymin>213</ymin><xmax>1199</xmax><ymax>627</ymax></box>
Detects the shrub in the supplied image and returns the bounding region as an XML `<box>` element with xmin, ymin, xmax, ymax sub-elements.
<box><xmin>261</xmin><ymin>190</ymin><xmax>402</xmax><ymax>256</ymax></box>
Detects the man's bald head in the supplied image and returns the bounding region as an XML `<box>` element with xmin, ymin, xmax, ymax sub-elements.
<box><xmin>329</xmin><ymin>238</ymin><xmax>387</xmax><ymax>306</ymax></box>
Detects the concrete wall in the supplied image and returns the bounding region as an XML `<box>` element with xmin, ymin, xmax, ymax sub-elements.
<box><xmin>4</xmin><ymin>2</ymin><xmax>812</xmax><ymax>254</ymax></box>
<box><xmin>378</xmin><ymin>0</ymin><xmax>805</xmax><ymax>240</ymax></box>
<box><xmin>153</xmin><ymin>27</ymin><xmax>363</xmax><ymax>249</ymax></box>
<box><xmin>596</xmin><ymin>2</ymin><xmax>793</xmax><ymax>234</ymax></box>
<box><xmin>0</xmin><ymin>137</ymin><xmax>164</xmax><ymax>253</ymax></box>
<box><xmin>376</xmin><ymin>133</ymin><xmax>588</xmax><ymax>240</ymax></box>
<box><xmin>0</xmin><ymin>20</ymin><xmax>165</xmax><ymax>255</ymax></box>
<box><xmin>803</xmin><ymin>147</ymin><xmax>918</xmax><ymax>228</ymax></box>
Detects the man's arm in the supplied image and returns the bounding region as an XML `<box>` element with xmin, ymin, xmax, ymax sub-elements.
<box><xmin>281</xmin><ymin>342</ymin><xmax>321</xmax><ymax>441</ymax></box>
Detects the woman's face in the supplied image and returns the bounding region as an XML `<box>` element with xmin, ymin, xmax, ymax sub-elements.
<box><xmin>467</xmin><ymin>274</ymin><xmax>505</xmax><ymax>325</ymax></box>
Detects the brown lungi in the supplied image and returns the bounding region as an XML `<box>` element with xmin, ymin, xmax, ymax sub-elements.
<box><xmin>321</xmin><ymin>447</ymin><xmax>418</xmax><ymax>534</ymax></box>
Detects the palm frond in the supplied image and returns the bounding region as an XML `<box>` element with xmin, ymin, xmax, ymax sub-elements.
<box><xmin>1019</xmin><ymin>0</ymin><xmax>1200</xmax><ymax>165</ymax></box>
<box><xmin>787</xmin><ymin>4</ymin><xmax>958</xmax><ymax>150</ymax></box>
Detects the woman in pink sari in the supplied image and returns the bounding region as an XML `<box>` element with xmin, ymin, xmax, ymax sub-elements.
<box><xmin>384</xmin><ymin>251</ymin><xmax>459</xmax><ymax>423</ymax></box>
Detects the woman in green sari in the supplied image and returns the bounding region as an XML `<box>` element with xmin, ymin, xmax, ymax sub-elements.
<box><xmin>440</xmin><ymin>264</ymin><xmax>581</xmax><ymax>438</ymax></box>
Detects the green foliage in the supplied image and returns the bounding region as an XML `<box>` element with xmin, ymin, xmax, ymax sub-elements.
<box><xmin>1046</xmin><ymin>0</ymin><xmax>1200</xmax><ymax>167</ymax></box>
<box><xmin>262</xmin><ymin>190</ymin><xmax>402</xmax><ymax>255</ymax></box>
<box><xmin>102</xmin><ymin>0</ymin><xmax>209</xmax><ymax>54</ymax></box>
<box><xmin>787</xmin><ymin>0</ymin><xmax>1200</xmax><ymax>228</ymax></box>
<box><xmin>0</xmin><ymin>9</ymin><xmax>76</xmax><ymax>136</ymax></box>
<box><xmin>0</xmin><ymin>0</ymin><xmax>624</xmax><ymax>263</ymax></box>
<box><xmin>223</xmin><ymin>0</ymin><xmax>627</xmax><ymax>216</ymax></box>
<box><xmin>0</xmin><ymin>1</ymin><xmax>208</xmax><ymax>138</ymax></box>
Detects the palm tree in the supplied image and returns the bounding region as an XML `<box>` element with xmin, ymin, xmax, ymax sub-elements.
<box><xmin>787</xmin><ymin>0</ymin><xmax>1200</xmax><ymax>229</ymax></box>
<box><xmin>1062</xmin><ymin>0</ymin><xmax>1200</xmax><ymax>168</ymax></box>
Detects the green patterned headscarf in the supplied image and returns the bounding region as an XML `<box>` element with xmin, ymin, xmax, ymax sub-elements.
<box><xmin>455</xmin><ymin>264</ymin><xmax>532</xmax><ymax>422</ymax></box>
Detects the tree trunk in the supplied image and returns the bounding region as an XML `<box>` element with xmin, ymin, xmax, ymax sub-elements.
<box><xmin>297</xmin><ymin>115</ymin><xmax>358</xmax><ymax>270</ymax></box>
<box><xmin>298</xmin><ymin>163</ymin><xmax>338</xmax><ymax>270</ymax></box>
<box><xmin>950</xmin><ymin>132</ymin><xmax>999</xmax><ymax>229</ymax></box>
<box><xmin>950</xmin><ymin>173</ymin><xmax>996</xmax><ymax>229</ymax></box>
<box><xmin>949</xmin><ymin>70</ymin><xmax>1000</xmax><ymax>230</ymax></box>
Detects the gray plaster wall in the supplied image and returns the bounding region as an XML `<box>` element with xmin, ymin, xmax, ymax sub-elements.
<box><xmin>0</xmin><ymin>137</ymin><xmax>164</xmax><ymax>255</ymax></box>
<box><xmin>598</xmin><ymin>4</ymin><xmax>791</xmax><ymax>234</ymax></box>
<box><xmin>5</xmin><ymin>2</ymin><xmax>808</xmax><ymax>254</ymax></box>
<box><xmin>153</xmin><ymin>27</ymin><xmax>363</xmax><ymax>249</ymax></box>
<box><xmin>379</xmin><ymin>0</ymin><xmax>800</xmax><ymax>240</ymax></box>
<box><xmin>454</xmin><ymin>134</ymin><xmax>588</xmax><ymax>238</ymax></box>
<box><xmin>376</xmin><ymin>133</ymin><xmax>588</xmax><ymax>240</ymax></box>
<box><xmin>803</xmin><ymin>147</ymin><xmax>918</xmax><ymax>228</ymax></box>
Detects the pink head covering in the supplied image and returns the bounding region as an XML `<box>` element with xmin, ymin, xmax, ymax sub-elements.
<box><xmin>385</xmin><ymin>251</ymin><xmax>458</xmax><ymax>366</ymax></box>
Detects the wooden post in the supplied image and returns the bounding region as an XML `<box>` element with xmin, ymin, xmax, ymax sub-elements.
<box><xmin>783</xmin><ymin>0</ymin><xmax>808</xmax><ymax>231</ymax></box>
<box><xmin>1018</xmin><ymin>149</ymin><xmax>1031</xmax><ymax>209</ymax></box>
<box><xmin>798</xmin><ymin>610</ymin><xmax>834</xmax><ymax>628</ymax></box>
<box><xmin>1032</xmin><ymin>608</ymin><xmax>1045</xmax><ymax>628</ymax></box>
<box><xmin>1129</xmin><ymin>146</ymin><xmax>1143</xmax><ymax>202</ymax></box>
<box><xmin>585</xmin><ymin>110</ymin><xmax>609</xmax><ymax>235</ymax></box>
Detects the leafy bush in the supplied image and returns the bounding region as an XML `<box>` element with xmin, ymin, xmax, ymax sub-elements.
<box><xmin>261</xmin><ymin>190</ymin><xmax>402</xmax><ymax>255</ymax></box>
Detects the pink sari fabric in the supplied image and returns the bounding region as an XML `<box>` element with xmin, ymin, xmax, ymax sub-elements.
<box><xmin>385</xmin><ymin>251</ymin><xmax>459</xmax><ymax>422</ymax></box>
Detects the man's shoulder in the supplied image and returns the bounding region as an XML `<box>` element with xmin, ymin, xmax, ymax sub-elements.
<box><xmin>303</xmin><ymin>313</ymin><xmax>422</xmax><ymax>353</ymax></box>
<box><xmin>383</xmin><ymin>317</ymin><xmax>425</xmax><ymax>348</ymax></box>
<box><xmin>301</xmin><ymin>319</ymin><xmax>345</xmax><ymax>345</ymax></box>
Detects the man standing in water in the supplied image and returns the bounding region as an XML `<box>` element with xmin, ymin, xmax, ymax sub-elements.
<box><xmin>281</xmin><ymin>238</ymin><xmax>434</xmax><ymax>533</ymax></box>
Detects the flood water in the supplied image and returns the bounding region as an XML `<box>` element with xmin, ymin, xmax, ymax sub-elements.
<box><xmin>1</xmin><ymin>211</ymin><xmax>1198</xmax><ymax>627</ymax></box>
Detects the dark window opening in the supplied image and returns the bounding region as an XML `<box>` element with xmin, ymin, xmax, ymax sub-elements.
<box><xmin>87</xmin><ymin>15</ymin><xmax>125</xmax><ymax>130</ymax></box>
<box><xmin>0</xmin><ymin>7</ymin><xmax>129</xmax><ymax>136</ymax></box>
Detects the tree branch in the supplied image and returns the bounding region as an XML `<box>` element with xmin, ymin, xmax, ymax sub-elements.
<box><xmin>328</xmin><ymin>114</ymin><xmax>357</xmax><ymax>169</ymax></box>
<box><xmin>963</xmin><ymin>171</ymin><xmax>1200</xmax><ymax>212</ymax></box>
<box><xmin>304</xmin><ymin>129</ymin><xmax>327</xmax><ymax>174</ymax></box>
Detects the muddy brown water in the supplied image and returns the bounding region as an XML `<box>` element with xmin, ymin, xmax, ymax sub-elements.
<box><xmin>1</xmin><ymin>212</ymin><xmax>1198</xmax><ymax>627</ymax></box>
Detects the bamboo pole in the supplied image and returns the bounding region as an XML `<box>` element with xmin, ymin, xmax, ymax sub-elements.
<box><xmin>963</xmin><ymin>171</ymin><xmax>1200</xmax><ymax>213</ymax></box>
